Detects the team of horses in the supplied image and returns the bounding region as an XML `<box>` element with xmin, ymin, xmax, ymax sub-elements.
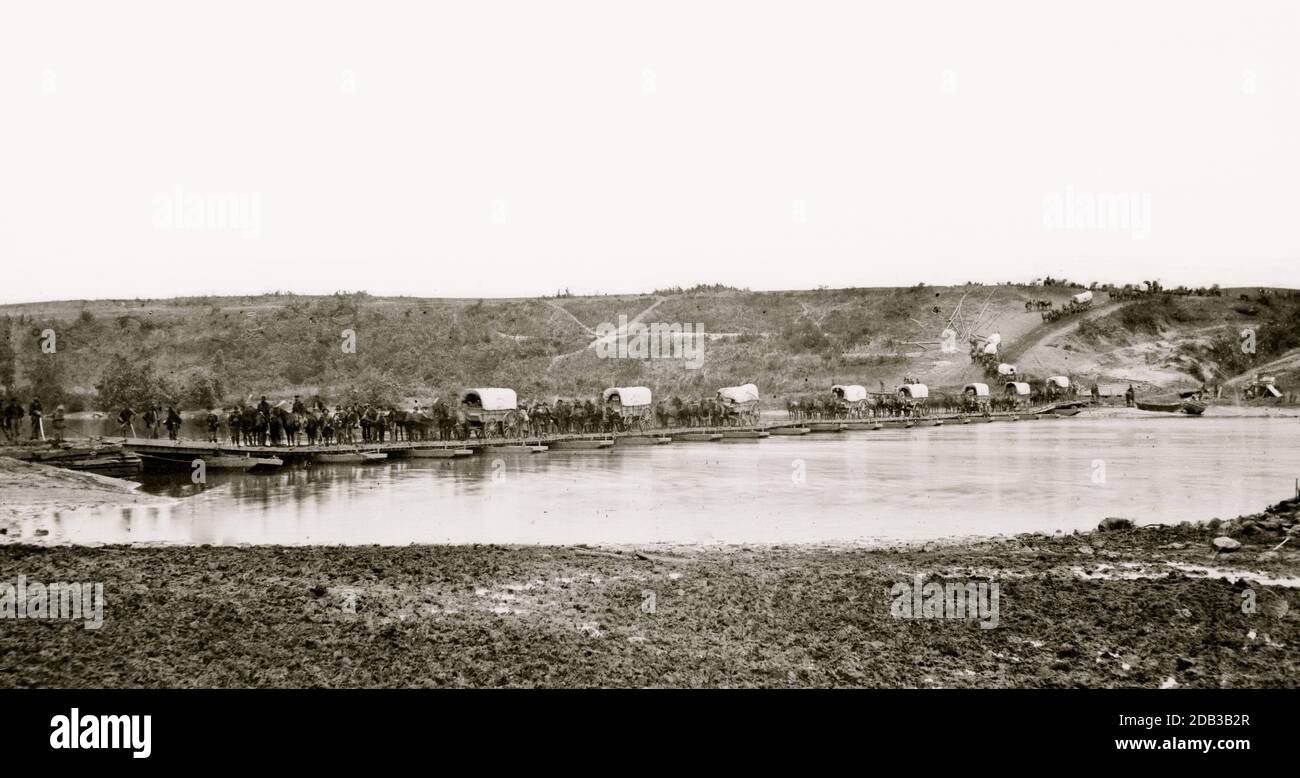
<box><xmin>785</xmin><ymin>386</ymin><xmax>1077</xmax><ymax>422</ymax></box>
<box><xmin>225</xmin><ymin>401</ymin><xmax>470</xmax><ymax>446</ymax></box>
<box><xmin>222</xmin><ymin>393</ymin><xmax>761</xmax><ymax>446</ymax></box>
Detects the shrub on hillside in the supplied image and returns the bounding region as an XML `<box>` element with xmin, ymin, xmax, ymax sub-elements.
<box><xmin>341</xmin><ymin>367</ymin><xmax>405</xmax><ymax>407</ymax></box>
<box><xmin>24</xmin><ymin>353</ymin><xmax>71</xmax><ymax>408</ymax></box>
<box><xmin>174</xmin><ymin>366</ymin><xmax>225</xmax><ymax>409</ymax></box>
<box><xmin>96</xmin><ymin>356</ymin><xmax>169</xmax><ymax>412</ymax></box>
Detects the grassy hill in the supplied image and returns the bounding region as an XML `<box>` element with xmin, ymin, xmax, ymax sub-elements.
<box><xmin>1</xmin><ymin>283</ymin><xmax>1296</xmax><ymax>412</ymax></box>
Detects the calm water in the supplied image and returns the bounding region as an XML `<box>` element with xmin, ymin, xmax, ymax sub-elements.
<box><xmin>13</xmin><ymin>417</ymin><xmax>1300</xmax><ymax>546</ymax></box>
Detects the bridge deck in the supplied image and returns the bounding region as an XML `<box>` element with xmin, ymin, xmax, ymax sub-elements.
<box><xmin>109</xmin><ymin>408</ymin><xmax>1057</xmax><ymax>458</ymax></box>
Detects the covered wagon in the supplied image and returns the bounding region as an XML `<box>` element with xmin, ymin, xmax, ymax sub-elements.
<box><xmin>831</xmin><ymin>384</ymin><xmax>869</xmax><ymax>418</ymax></box>
<box><xmin>1046</xmin><ymin>375</ymin><xmax>1073</xmax><ymax>400</ymax></box>
<box><xmin>897</xmin><ymin>383</ymin><xmax>929</xmax><ymax>414</ymax></box>
<box><xmin>1004</xmin><ymin>381</ymin><xmax>1032</xmax><ymax>408</ymax></box>
<box><xmin>1071</xmin><ymin>290</ymin><xmax>1094</xmax><ymax>306</ymax></box>
<box><xmin>962</xmin><ymin>382</ymin><xmax>991</xmax><ymax>413</ymax></box>
<box><xmin>461</xmin><ymin>388</ymin><xmax>523</xmax><ymax>438</ymax></box>
<box><xmin>716</xmin><ymin>383</ymin><xmax>760</xmax><ymax>425</ymax></box>
<box><xmin>997</xmin><ymin>363</ymin><xmax>1017</xmax><ymax>377</ymax></box>
<box><xmin>603</xmin><ymin>386</ymin><xmax>654</xmax><ymax>430</ymax></box>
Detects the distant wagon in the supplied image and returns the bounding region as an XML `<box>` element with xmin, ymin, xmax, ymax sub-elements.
<box><xmin>897</xmin><ymin>383</ymin><xmax>929</xmax><ymax>414</ymax></box>
<box><xmin>603</xmin><ymin>386</ymin><xmax>654</xmax><ymax>430</ymax></box>
<box><xmin>831</xmin><ymin>384</ymin><xmax>869</xmax><ymax>418</ymax></box>
<box><xmin>997</xmin><ymin>363</ymin><xmax>1017</xmax><ymax>377</ymax></box>
<box><xmin>1071</xmin><ymin>290</ymin><xmax>1094</xmax><ymax>306</ymax></box>
<box><xmin>1046</xmin><ymin>375</ymin><xmax>1072</xmax><ymax>399</ymax></box>
<box><xmin>717</xmin><ymin>383</ymin><xmax>761</xmax><ymax>425</ymax></box>
<box><xmin>461</xmin><ymin>388</ymin><xmax>523</xmax><ymax>437</ymax></box>
<box><xmin>962</xmin><ymin>382</ymin><xmax>991</xmax><ymax>412</ymax></box>
<box><xmin>1005</xmin><ymin>381</ymin><xmax>1031</xmax><ymax>407</ymax></box>
<box><xmin>970</xmin><ymin>333</ymin><xmax>1001</xmax><ymax>365</ymax></box>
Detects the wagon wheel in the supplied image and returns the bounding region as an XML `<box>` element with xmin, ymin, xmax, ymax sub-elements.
<box><xmin>502</xmin><ymin>410</ymin><xmax>523</xmax><ymax>439</ymax></box>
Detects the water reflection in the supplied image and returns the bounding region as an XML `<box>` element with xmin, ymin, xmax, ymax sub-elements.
<box><xmin>11</xmin><ymin>417</ymin><xmax>1300</xmax><ymax>546</ymax></box>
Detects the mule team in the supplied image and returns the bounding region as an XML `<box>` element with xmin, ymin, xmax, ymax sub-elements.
<box><xmin>202</xmin><ymin>393</ymin><xmax>756</xmax><ymax>447</ymax></box>
<box><xmin>784</xmin><ymin>386</ymin><xmax>1072</xmax><ymax>421</ymax></box>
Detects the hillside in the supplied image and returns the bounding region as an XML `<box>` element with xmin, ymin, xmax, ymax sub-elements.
<box><xmin>0</xmin><ymin>284</ymin><xmax>1295</xmax><ymax>411</ymax></box>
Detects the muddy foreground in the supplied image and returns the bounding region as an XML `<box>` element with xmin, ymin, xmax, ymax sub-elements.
<box><xmin>1</xmin><ymin>497</ymin><xmax>1297</xmax><ymax>688</ymax></box>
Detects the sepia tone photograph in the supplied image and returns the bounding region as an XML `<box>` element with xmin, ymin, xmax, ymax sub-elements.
<box><xmin>0</xmin><ymin>0</ymin><xmax>1296</xmax><ymax>761</ymax></box>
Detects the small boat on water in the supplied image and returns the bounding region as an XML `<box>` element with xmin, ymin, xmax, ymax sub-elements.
<box><xmin>838</xmin><ymin>421</ymin><xmax>879</xmax><ymax>431</ymax></box>
<box><xmin>769</xmin><ymin>426</ymin><xmax>810</xmax><ymax>436</ymax></box>
<box><xmin>549</xmin><ymin>439</ymin><xmax>615</xmax><ymax>450</ymax></box>
<box><xmin>1136</xmin><ymin>400</ymin><xmax>1207</xmax><ymax>416</ymax></box>
<box><xmin>488</xmin><ymin>444</ymin><xmax>548</xmax><ymax>453</ymax></box>
<box><xmin>721</xmin><ymin>430</ymin><xmax>770</xmax><ymax>439</ymax></box>
<box><xmin>247</xmin><ymin>455</ymin><xmax>284</xmax><ymax>470</ymax></box>
<box><xmin>615</xmin><ymin>436</ymin><xmax>672</xmax><ymax>446</ymax></box>
<box><xmin>409</xmin><ymin>448</ymin><xmax>474</xmax><ymax>458</ymax></box>
<box><xmin>315</xmin><ymin>451</ymin><xmax>388</xmax><ymax>464</ymax></box>
<box><xmin>808</xmin><ymin>421</ymin><xmax>844</xmax><ymax>433</ymax></box>
<box><xmin>139</xmin><ymin>451</ymin><xmax>282</xmax><ymax>471</ymax></box>
<box><xmin>673</xmin><ymin>432</ymin><xmax>724</xmax><ymax>442</ymax></box>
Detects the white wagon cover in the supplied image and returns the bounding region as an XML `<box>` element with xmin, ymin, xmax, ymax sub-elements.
<box><xmin>832</xmin><ymin>384</ymin><xmax>868</xmax><ymax>402</ymax></box>
<box><xmin>717</xmin><ymin>383</ymin><xmax>760</xmax><ymax>404</ymax></box>
<box><xmin>1006</xmin><ymin>382</ymin><xmax>1031</xmax><ymax>396</ymax></box>
<box><xmin>462</xmin><ymin>388</ymin><xmax>517</xmax><ymax>411</ymax></box>
<box><xmin>1049</xmin><ymin>375</ymin><xmax>1070</xmax><ymax>388</ymax></box>
<box><xmin>602</xmin><ymin>386</ymin><xmax>653</xmax><ymax>407</ymax></box>
<box><xmin>964</xmin><ymin>383</ymin><xmax>990</xmax><ymax>397</ymax></box>
<box><xmin>898</xmin><ymin>383</ymin><xmax>929</xmax><ymax>399</ymax></box>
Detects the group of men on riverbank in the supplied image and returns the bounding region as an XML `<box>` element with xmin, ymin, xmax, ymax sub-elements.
<box><xmin>1</xmin><ymin>397</ymin><xmax>66</xmax><ymax>444</ymax></box>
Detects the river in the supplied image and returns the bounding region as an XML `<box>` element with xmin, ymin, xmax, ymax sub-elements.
<box><xmin>11</xmin><ymin>416</ymin><xmax>1298</xmax><ymax>546</ymax></box>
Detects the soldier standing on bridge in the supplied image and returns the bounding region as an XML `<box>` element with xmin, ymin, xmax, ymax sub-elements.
<box><xmin>142</xmin><ymin>405</ymin><xmax>158</xmax><ymax>438</ymax></box>
<box><xmin>164</xmin><ymin>406</ymin><xmax>182</xmax><ymax>441</ymax></box>
<box><xmin>1125</xmin><ymin>385</ymin><xmax>1136</xmax><ymax>407</ymax></box>
<box><xmin>1</xmin><ymin>398</ymin><xmax>18</xmax><ymax>442</ymax></box>
<box><xmin>118</xmin><ymin>406</ymin><xmax>136</xmax><ymax>438</ymax></box>
<box><xmin>51</xmin><ymin>404</ymin><xmax>66</xmax><ymax>443</ymax></box>
<box><xmin>28</xmin><ymin>397</ymin><xmax>43</xmax><ymax>440</ymax></box>
<box><xmin>206</xmin><ymin>409</ymin><xmax>221</xmax><ymax>443</ymax></box>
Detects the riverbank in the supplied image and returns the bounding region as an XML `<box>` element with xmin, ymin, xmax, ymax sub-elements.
<box><xmin>1</xmin><ymin>496</ymin><xmax>1296</xmax><ymax>687</ymax></box>
<box><xmin>0</xmin><ymin>456</ymin><xmax>170</xmax><ymax>531</ymax></box>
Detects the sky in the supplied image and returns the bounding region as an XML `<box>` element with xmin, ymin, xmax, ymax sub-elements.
<box><xmin>1</xmin><ymin>0</ymin><xmax>1297</xmax><ymax>303</ymax></box>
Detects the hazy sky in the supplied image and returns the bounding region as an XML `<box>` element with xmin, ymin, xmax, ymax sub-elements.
<box><xmin>2</xmin><ymin>1</ymin><xmax>1296</xmax><ymax>303</ymax></box>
